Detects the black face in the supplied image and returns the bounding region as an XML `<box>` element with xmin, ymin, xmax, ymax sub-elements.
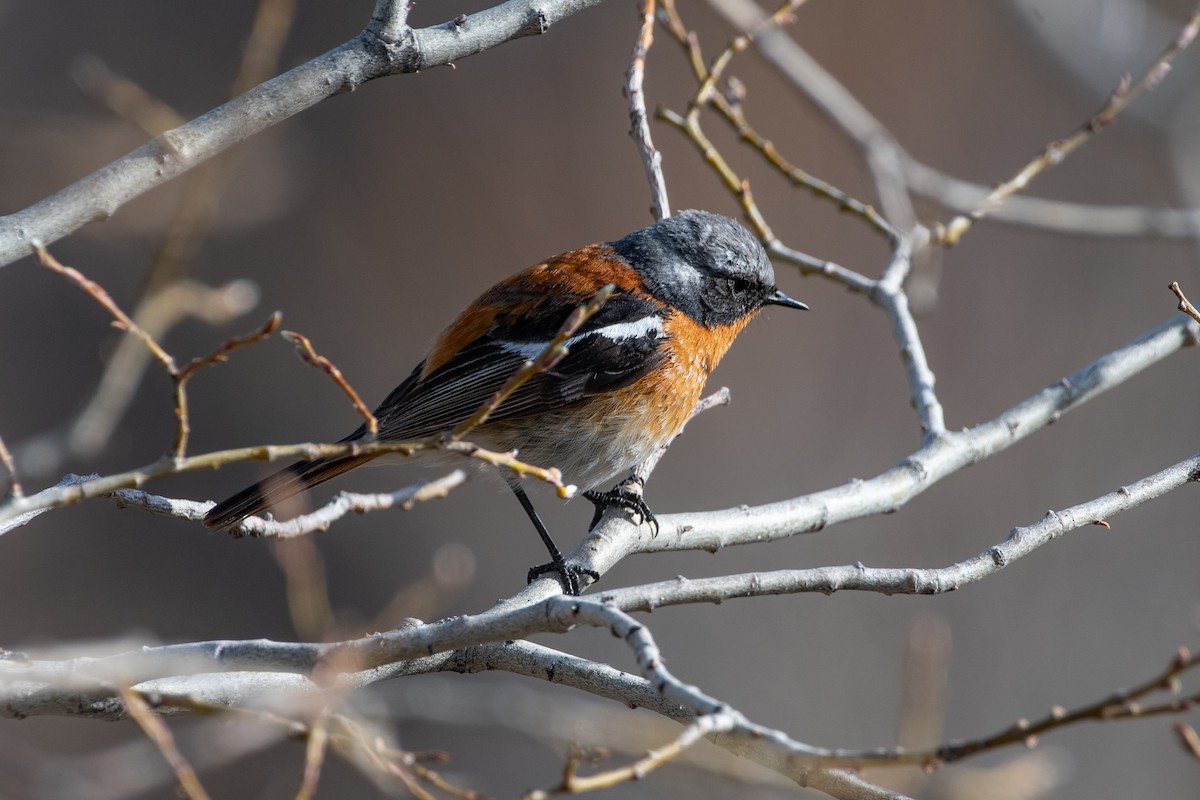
<box><xmin>610</xmin><ymin>210</ymin><xmax>805</xmax><ymax>327</ymax></box>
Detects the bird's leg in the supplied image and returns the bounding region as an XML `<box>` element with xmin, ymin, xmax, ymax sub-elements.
<box><xmin>509</xmin><ymin>482</ymin><xmax>598</xmax><ymax>596</ymax></box>
<box><xmin>583</xmin><ymin>475</ymin><xmax>659</xmax><ymax>535</ymax></box>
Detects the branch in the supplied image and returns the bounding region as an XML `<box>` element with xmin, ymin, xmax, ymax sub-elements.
<box><xmin>0</xmin><ymin>0</ymin><xmax>612</xmax><ymax>267</ymax></box>
<box><xmin>619</xmin><ymin>314</ymin><xmax>1198</xmax><ymax>557</ymax></box>
<box><xmin>939</xmin><ymin>4</ymin><xmax>1200</xmax><ymax>245</ymax></box>
<box><xmin>904</xmin><ymin>158</ymin><xmax>1200</xmax><ymax>239</ymax></box>
<box><xmin>12</xmin><ymin>279</ymin><xmax>260</xmax><ymax>480</ymax></box>
<box><xmin>601</xmin><ymin>451</ymin><xmax>1200</xmax><ymax>606</ymax></box>
<box><xmin>282</xmin><ymin>330</ymin><xmax>379</xmax><ymax>438</ymax></box>
<box><xmin>703</xmin><ymin>0</ymin><xmax>917</xmax><ymax>231</ymax></box>
<box><xmin>106</xmin><ymin>470</ymin><xmax>467</xmax><ymax>538</ymax></box>
<box><xmin>0</xmin><ymin>438</ymin><xmax>560</xmax><ymax>534</ymax></box>
<box><xmin>625</xmin><ymin>0</ymin><xmax>669</xmax><ymax>220</ymax></box>
<box><xmin>1171</xmin><ymin>281</ymin><xmax>1200</xmax><ymax>324</ymax></box>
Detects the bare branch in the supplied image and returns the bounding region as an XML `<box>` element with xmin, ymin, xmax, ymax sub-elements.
<box><xmin>938</xmin><ymin>5</ymin><xmax>1200</xmax><ymax>245</ymax></box>
<box><xmin>120</xmin><ymin>687</ymin><xmax>212</xmax><ymax>800</ymax></box>
<box><xmin>451</xmin><ymin>283</ymin><xmax>615</xmax><ymax>440</ymax></box>
<box><xmin>1170</xmin><ymin>281</ymin><xmax>1200</xmax><ymax>324</ymax></box>
<box><xmin>621</xmin><ymin>315</ymin><xmax>1198</xmax><ymax>557</ymax></box>
<box><xmin>0</xmin><ymin>431</ymin><xmax>20</xmax><ymax>500</ymax></box>
<box><xmin>14</xmin><ymin>279</ymin><xmax>259</xmax><ymax>479</ymax></box>
<box><xmin>702</xmin><ymin>0</ymin><xmax>917</xmax><ymax>231</ymax></box>
<box><xmin>32</xmin><ymin>242</ymin><xmax>175</xmax><ymax>372</ymax></box>
<box><xmin>626</xmin><ymin>0</ymin><xmax>670</xmax><ymax>220</ymax></box>
<box><xmin>0</xmin><ymin>0</ymin><xmax>612</xmax><ymax>267</ymax></box>
<box><xmin>282</xmin><ymin>330</ymin><xmax>379</xmax><ymax>438</ymax></box>
<box><xmin>106</xmin><ymin>469</ymin><xmax>467</xmax><ymax>538</ymax></box>
<box><xmin>904</xmin><ymin>158</ymin><xmax>1200</xmax><ymax>239</ymax></box>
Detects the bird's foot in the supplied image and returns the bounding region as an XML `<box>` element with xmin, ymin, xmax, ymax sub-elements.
<box><xmin>527</xmin><ymin>556</ymin><xmax>599</xmax><ymax>596</ymax></box>
<box><xmin>583</xmin><ymin>477</ymin><xmax>659</xmax><ymax>535</ymax></box>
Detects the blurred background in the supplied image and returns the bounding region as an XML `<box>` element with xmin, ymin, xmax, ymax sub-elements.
<box><xmin>1</xmin><ymin>0</ymin><xmax>1199</xmax><ymax>797</ymax></box>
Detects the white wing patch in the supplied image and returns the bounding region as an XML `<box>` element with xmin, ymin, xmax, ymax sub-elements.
<box><xmin>499</xmin><ymin>315</ymin><xmax>664</xmax><ymax>361</ymax></box>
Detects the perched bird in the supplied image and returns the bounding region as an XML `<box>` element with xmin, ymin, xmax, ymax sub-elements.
<box><xmin>204</xmin><ymin>210</ymin><xmax>806</xmax><ymax>594</ymax></box>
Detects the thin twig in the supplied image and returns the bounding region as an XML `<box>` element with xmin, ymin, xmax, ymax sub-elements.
<box><xmin>656</xmin><ymin>88</ymin><xmax>877</xmax><ymax>289</ymax></box>
<box><xmin>171</xmin><ymin>312</ymin><xmax>282</xmax><ymax>458</ymax></box>
<box><xmin>904</xmin><ymin>158</ymin><xmax>1200</xmax><ymax>239</ymax></box>
<box><xmin>282</xmin><ymin>330</ymin><xmax>379</xmax><ymax>438</ymax></box>
<box><xmin>450</xmin><ymin>283</ymin><xmax>615</xmax><ymax>440</ymax></box>
<box><xmin>699</xmin><ymin>0</ymin><xmax>917</xmax><ymax>231</ymax></box>
<box><xmin>1170</xmin><ymin>281</ymin><xmax>1200</xmax><ymax>324</ymax></box>
<box><xmin>1174</xmin><ymin>723</ymin><xmax>1200</xmax><ymax>761</ymax></box>
<box><xmin>28</xmin><ymin>244</ymin><xmax>279</xmax><ymax>461</ymax></box>
<box><xmin>294</xmin><ymin>707</ymin><xmax>331</xmax><ymax>800</ymax></box>
<box><xmin>71</xmin><ymin>55</ymin><xmax>186</xmax><ymax>136</ymax></box>
<box><xmin>938</xmin><ymin>5</ymin><xmax>1200</xmax><ymax>245</ymax></box>
<box><xmin>716</xmin><ymin>81</ymin><xmax>898</xmax><ymax>241</ymax></box>
<box><xmin>626</xmin><ymin>0</ymin><xmax>669</xmax><ymax>220</ymax></box>
<box><xmin>32</xmin><ymin>242</ymin><xmax>176</xmax><ymax>372</ymax></box>
<box><xmin>0</xmin><ymin>0</ymin><xmax>612</xmax><ymax>268</ymax></box>
<box><xmin>120</xmin><ymin>687</ymin><xmax>212</xmax><ymax>800</ymax></box>
<box><xmin>0</xmin><ymin>431</ymin><xmax>21</xmax><ymax>500</ymax></box>
<box><xmin>926</xmin><ymin>646</ymin><xmax>1200</xmax><ymax>766</ymax></box>
<box><xmin>179</xmin><ymin>312</ymin><xmax>282</xmax><ymax>382</ymax></box>
<box><xmin>0</xmin><ymin>438</ymin><xmax>557</xmax><ymax>534</ymax></box>
<box><xmin>526</xmin><ymin>710</ymin><xmax>738</xmax><ymax>798</ymax></box>
<box><xmin>632</xmin><ymin>387</ymin><xmax>730</xmax><ymax>484</ymax></box>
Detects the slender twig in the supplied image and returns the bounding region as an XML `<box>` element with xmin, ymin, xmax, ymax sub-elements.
<box><xmin>294</xmin><ymin>707</ymin><xmax>331</xmax><ymax>800</ymax></box>
<box><xmin>72</xmin><ymin>55</ymin><xmax>186</xmax><ymax>136</ymax></box>
<box><xmin>691</xmin><ymin>0</ymin><xmax>808</xmax><ymax>108</ymax></box>
<box><xmin>16</xmin><ymin>279</ymin><xmax>259</xmax><ymax>478</ymax></box>
<box><xmin>0</xmin><ymin>0</ymin><xmax>612</xmax><ymax>267</ymax></box>
<box><xmin>30</xmin><ymin>243</ymin><xmax>281</xmax><ymax>460</ymax></box>
<box><xmin>1175</xmin><ymin>723</ymin><xmax>1200</xmax><ymax>760</ymax></box>
<box><xmin>282</xmin><ymin>330</ymin><xmax>379</xmax><ymax>438</ymax></box>
<box><xmin>938</xmin><ymin>5</ymin><xmax>1200</xmax><ymax>245</ymax></box>
<box><xmin>0</xmin><ymin>431</ymin><xmax>21</xmax><ymax>500</ymax></box>
<box><xmin>171</xmin><ymin>312</ymin><xmax>282</xmax><ymax>458</ymax></box>
<box><xmin>179</xmin><ymin>313</ymin><xmax>282</xmax><ymax>382</ymax></box>
<box><xmin>525</xmin><ymin>710</ymin><xmax>739</xmax><ymax>798</ymax></box>
<box><xmin>626</xmin><ymin>0</ymin><xmax>670</xmax><ymax>220</ymax></box>
<box><xmin>700</xmin><ymin>0</ymin><xmax>917</xmax><ymax>230</ymax></box>
<box><xmin>1170</xmin><ymin>281</ymin><xmax>1200</xmax><ymax>324</ymax></box>
<box><xmin>330</xmin><ymin>713</ymin><xmax>437</xmax><ymax>799</ymax></box>
<box><xmin>32</xmin><ymin>242</ymin><xmax>176</xmax><ymax>372</ymax></box>
<box><xmin>655</xmin><ymin>103</ymin><xmax>876</xmax><ymax>291</ymax></box>
<box><xmin>904</xmin><ymin>158</ymin><xmax>1200</xmax><ymax>239</ymax></box>
<box><xmin>201</xmin><ymin>471</ymin><xmax>467</xmax><ymax>539</ymax></box>
<box><xmin>716</xmin><ymin>82</ymin><xmax>898</xmax><ymax>241</ymax></box>
<box><xmin>631</xmin><ymin>387</ymin><xmax>730</xmax><ymax>484</ymax></box>
<box><xmin>0</xmin><ymin>436</ymin><xmax>560</xmax><ymax>534</ymax></box>
<box><xmin>450</xmin><ymin>283</ymin><xmax>615</xmax><ymax>440</ymax></box>
<box><xmin>120</xmin><ymin>687</ymin><xmax>212</xmax><ymax>800</ymax></box>
<box><xmin>926</xmin><ymin>647</ymin><xmax>1200</xmax><ymax>766</ymax></box>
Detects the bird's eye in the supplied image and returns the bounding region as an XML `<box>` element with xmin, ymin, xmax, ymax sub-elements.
<box><xmin>730</xmin><ymin>277</ymin><xmax>752</xmax><ymax>296</ymax></box>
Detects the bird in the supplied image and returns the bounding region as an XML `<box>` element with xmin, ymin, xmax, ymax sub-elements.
<box><xmin>203</xmin><ymin>210</ymin><xmax>807</xmax><ymax>594</ymax></box>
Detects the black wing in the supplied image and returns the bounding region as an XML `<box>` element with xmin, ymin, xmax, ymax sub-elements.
<box><xmin>368</xmin><ymin>292</ymin><xmax>668</xmax><ymax>441</ymax></box>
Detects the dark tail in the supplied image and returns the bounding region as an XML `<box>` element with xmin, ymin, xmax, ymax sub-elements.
<box><xmin>202</xmin><ymin>454</ymin><xmax>374</xmax><ymax>529</ymax></box>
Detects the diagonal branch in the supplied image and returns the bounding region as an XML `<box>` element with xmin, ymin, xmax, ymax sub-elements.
<box><xmin>0</xmin><ymin>0</ymin><xmax>612</xmax><ymax>268</ymax></box>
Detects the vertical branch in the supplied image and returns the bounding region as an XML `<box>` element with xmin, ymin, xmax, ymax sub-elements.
<box><xmin>626</xmin><ymin>0</ymin><xmax>669</xmax><ymax>220</ymax></box>
<box><xmin>120</xmin><ymin>687</ymin><xmax>212</xmax><ymax>800</ymax></box>
<box><xmin>0</xmin><ymin>431</ymin><xmax>21</xmax><ymax>499</ymax></box>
